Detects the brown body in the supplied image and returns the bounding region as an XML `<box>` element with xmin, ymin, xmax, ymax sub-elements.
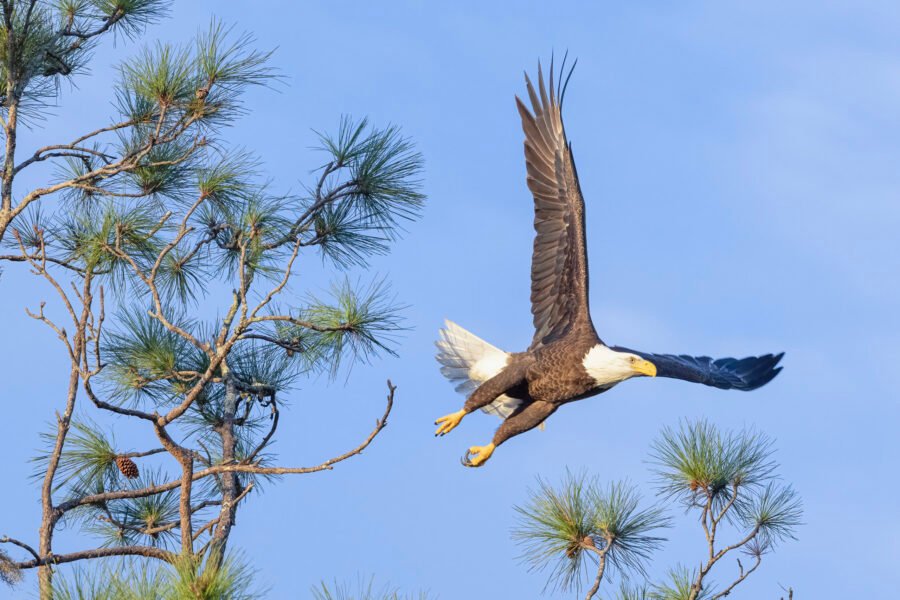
<box><xmin>460</xmin><ymin>328</ymin><xmax>606</xmax><ymax>452</ymax></box>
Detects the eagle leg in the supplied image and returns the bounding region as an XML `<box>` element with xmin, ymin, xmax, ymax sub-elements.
<box><xmin>434</xmin><ymin>410</ymin><xmax>466</xmax><ymax>436</ymax></box>
<box><xmin>494</xmin><ymin>400</ymin><xmax>557</xmax><ymax>444</ymax></box>
<box><xmin>461</xmin><ymin>443</ymin><xmax>496</xmax><ymax>468</ymax></box>
<box><xmin>436</xmin><ymin>362</ymin><xmax>529</xmax><ymax>438</ymax></box>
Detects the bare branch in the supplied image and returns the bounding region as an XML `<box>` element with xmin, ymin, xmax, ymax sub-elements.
<box><xmin>0</xmin><ymin>536</ymin><xmax>40</xmax><ymax>562</ymax></box>
<box><xmin>207</xmin><ymin>379</ymin><xmax>394</xmax><ymax>476</ymax></box>
<box><xmin>711</xmin><ymin>555</ymin><xmax>763</xmax><ymax>599</ymax></box>
<box><xmin>246</xmin><ymin>397</ymin><xmax>279</xmax><ymax>463</ymax></box>
<box><xmin>0</xmin><ymin>254</ymin><xmax>87</xmax><ymax>273</ymax></box>
<box><xmin>14</xmin><ymin>546</ymin><xmax>175</xmax><ymax>570</ymax></box>
<box><xmin>14</xmin><ymin>145</ymin><xmax>113</xmax><ymax>174</ymax></box>
<box><xmin>58</xmin><ymin>380</ymin><xmax>397</xmax><ymax>510</ymax></box>
<box><xmin>82</xmin><ymin>377</ymin><xmax>158</xmax><ymax>422</ymax></box>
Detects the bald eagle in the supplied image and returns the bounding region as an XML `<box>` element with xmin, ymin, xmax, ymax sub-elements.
<box><xmin>434</xmin><ymin>60</ymin><xmax>783</xmax><ymax>467</ymax></box>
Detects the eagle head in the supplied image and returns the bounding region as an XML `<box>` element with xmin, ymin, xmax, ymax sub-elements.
<box><xmin>582</xmin><ymin>344</ymin><xmax>657</xmax><ymax>387</ymax></box>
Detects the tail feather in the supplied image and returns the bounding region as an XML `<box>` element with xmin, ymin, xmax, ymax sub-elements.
<box><xmin>435</xmin><ymin>320</ymin><xmax>522</xmax><ymax>419</ymax></box>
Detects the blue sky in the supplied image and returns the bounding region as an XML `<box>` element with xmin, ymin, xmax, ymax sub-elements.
<box><xmin>1</xmin><ymin>1</ymin><xmax>899</xmax><ymax>597</ymax></box>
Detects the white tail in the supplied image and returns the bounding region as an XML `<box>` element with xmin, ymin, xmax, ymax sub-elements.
<box><xmin>435</xmin><ymin>320</ymin><xmax>522</xmax><ymax>419</ymax></box>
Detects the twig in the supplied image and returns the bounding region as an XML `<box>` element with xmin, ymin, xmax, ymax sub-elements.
<box><xmin>0</xmin><ymin>536</ymin><xmax>40</xmax><ymax>562</ymax></box>
<box><xmin>711</xmin><ymin>555</ymin><xmax>763</xmax><ymax>599</ymax></box>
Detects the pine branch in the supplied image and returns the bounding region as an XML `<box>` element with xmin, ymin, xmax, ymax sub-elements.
<box><xmin>13</xmin><ymin>545</ymin><xmax>175</xmax><ymax>569</ymax></box>
<box><xmin>512</xmin><ymin>471</ymin><xmax>668</xmax><ymax>596</ymax></box>
<box><xmin>57</xmin><ymin>380</ymin><xmax>396</xmax><ymax>511</ymax></box>
<box><xmin>648</xmin><ymin>421</ymin><xmax>801</xmax><ymax>600</ymax></box>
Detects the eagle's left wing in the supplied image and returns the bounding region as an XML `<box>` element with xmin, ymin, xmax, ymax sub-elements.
<box><xmin>612</xmin><ymin>347</ymin><xmax>784</xmax><ymax>391</ymax></box>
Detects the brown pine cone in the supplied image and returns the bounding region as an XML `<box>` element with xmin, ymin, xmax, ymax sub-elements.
<box><xmin>115</xmin><ymin>455</ymin><xmax>139</xmax><ymax>479</ymax></box>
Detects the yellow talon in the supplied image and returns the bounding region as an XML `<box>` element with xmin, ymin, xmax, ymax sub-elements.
<box><xmin>462</xmin><ymin>443</ymin><xmax>495</xmax><ymax>468</ymax></box>
<box><xmin>434</xmin><ymin>410</ymin><xmax>466</xmax><ymax>436</ymax></box>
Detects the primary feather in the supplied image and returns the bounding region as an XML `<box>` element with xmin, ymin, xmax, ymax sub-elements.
<box><xmin>612</xmin><ymin>347</ymin><xmax>785</xmax><ymax>391</ymax></box>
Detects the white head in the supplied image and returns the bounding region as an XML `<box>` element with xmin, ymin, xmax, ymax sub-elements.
<box><xmin>582</xmin><ymin>345</ymin><xmax>657</xmax><ymax>387</ymax></box>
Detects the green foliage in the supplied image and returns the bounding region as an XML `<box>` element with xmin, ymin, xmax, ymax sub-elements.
<box><xmin>311</xmin><ymin>200</ymin><xmax>393</xmax><ymax>268</ymax></box>
<box><xmin>49</xmin><ymin>202</ymin><xmax>163</xmax><ymax>280</ymax></box>
<box><xmin>84</xmin><ymin>1</ymin><xmax>170</xmax><ymax>39</ymax></box>
<box><xmin>194</xmin><ymin>21</ymin><xmax>275</xmax><ymax>99</ymax></box>
<box><xmin>512</xmin><ymin>470</ymin><xmax>594</xmax><ymax>593</ymax></box>
<box><xmin>739</xmin><ymin>482</ymin><xmax>803</xmax><ymax>548</ymax></box>
<box><xmin>651</xmin><ymin>419</ymin><xmax>775</xmax><ymax>515</ymax></box>
<box><xmin>315</xmin><ymin>116</ymin><xmax>425</xmax><ymax>234</ymax></box>
<box><xmin>609</xmin><ymin>582</ymin><xmax>652</xmax><ymax>600</ymax></box>
<box><xmin>194</xmin><ymin>151</ymin><xmax>257</xmax><ymax>208</ymax></box>
<box><xmin>2</xmin><ymin>5</ymin><xmax>424</xmax><ymax>596</ymax></box>
<box><xmin>117</xmin><ymin>18</ymin><xmax>274</xmax><ymax>127</ymax></box>
<box><xmin>591</xmin><ymin>482</ymin><xmax>670</xmax><ymax>575</ymax></box>
<box><xmin>84</xmin><ymin>468</ymin><xmax>182</xmax><ymax>548</ymax></box>
<box><xmin>50</xmin><ymin>553</ymin><xmax>259</xmax><ymax>599</ymax></box>
<box><xmin>166</xmin><ymin>553</ymin><xmax>260</xmax><ymax>600</ymax></box>
<box><xmin>124</xmin><ymin>135</ymin><xmax>198</xmax><ymax>202</ymax></box>
<box><xmin>648</xmin><ymin>566</ymin><xmax>713</xmax><ymax>600</ymax></box>
<box><xmin>121</xmin><ymin>42</ymin><xmax>194</xmax><ymax>107</ymax></box>
<box><xmin>8</xmin><ymin>204</ymin><xmax>48</xmax><ymax>250</ymax></box>
<box><xmin>49</xmin><ymin>565</ymin><xmax>158</xmax><ymax>600</ymax></box>
<box><xmin>514</xmin><ymin>422</ymin><xmax>801</xmax><ymax>599</ymax></box>
<box><xmin>207</xmin><ymin>189</ymin><xmax>293</xmax><ymax>277</ymax></box>
<box><xmin>227</xmin><ymin>340</ymin><xmax>298</xmax><ymax>393</ymax></box>
<box><xmin>115</xmin><ymin>85</ymin><xmax>162</xmax><ymax>124</ymax></box>
<box><xmin>103</xmin><ymin>309</ymin><xmax>207</xmax><ymax>403</ymax></box>
<box><xmin>512</xmin><ymin>471</ymin><xmax>668</xmax><ymax>595</ymax></box>
<box><xmin>155</xmin><ymin>247</ymin><xmax>208</xmax><ymax>305</ymax></box>
<box><xmin>312</xmin><ymin>576</ymin><xmax>434</xmax><ymax>600</ymax></box>
<box><xmin>0</xmin><ymin>5</ymin><xmax>85</xmax><ymax>114</ymax></box>
<box><xmin>0</xmin><ymin>0</ymin><xmax>169</xmax><ymax>118</ymax></box>
<box><xmin>650</xmin><ymin>419</ymin><xmax>802</xmax><ymax>552</ymax></box>
<box><xmin>300</xmin><ymin>278</ymin><xmax>405</xmax><ymax>374</ymax></box>
<box><xmin>32</xmin><ymin>419</ymin><xmax>118</xmax><ymax>494</ymax></box>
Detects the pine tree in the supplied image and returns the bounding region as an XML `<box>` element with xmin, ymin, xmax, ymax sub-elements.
<box><xmin>512</xmin><ymin>421</ymin><xmax>802</xmax><ymax>600</ymax></box>
<box><xmin>0</xmin><ymin>2</ymin><xmax>423</xmax><ymax>598</ymax></box>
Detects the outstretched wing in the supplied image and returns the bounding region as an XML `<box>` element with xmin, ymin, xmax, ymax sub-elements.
<box><xmin>517</xmin><ymin>60</ymin><xmax>596</xmax><ymax>350</ymax></box>
<box><xmin>613</xmin><ymin>348</ymin><xmax>785</xmax><ymax>391</ymax></box>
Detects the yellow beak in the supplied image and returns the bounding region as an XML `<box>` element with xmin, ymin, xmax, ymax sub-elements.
<box><xmin>634</xmin><ymin>359</ymin><xmax>657</xmax><ymax>377</ymax></box>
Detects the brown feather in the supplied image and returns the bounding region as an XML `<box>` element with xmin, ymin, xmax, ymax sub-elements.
<box><xmin>517</xmin><ymin>63</ymin><xmax>598</xmax><ymax>349</ymax></box>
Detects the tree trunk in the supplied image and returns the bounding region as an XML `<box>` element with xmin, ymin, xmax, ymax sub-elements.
<box><xmin>210</xmin><ymin>376</ymin><xmax>240</xmax><ymax>562</ymax></box>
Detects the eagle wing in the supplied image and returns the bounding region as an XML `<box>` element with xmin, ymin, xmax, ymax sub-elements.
<box><xmin>613</xmin><ymin>347</ymin><xmax>785</xmax><ymax>391</ymax></box>
<box><xmin>517</xmin><ymin>61</ymin><xmax>596</xmax><ymax>350</ymax></box>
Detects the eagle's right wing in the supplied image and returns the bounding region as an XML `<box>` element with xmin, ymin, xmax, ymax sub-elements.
<box><xmin>517</xmin><ymin>59</ymin><xmax>597</xmax><ymax>350</ymax></box>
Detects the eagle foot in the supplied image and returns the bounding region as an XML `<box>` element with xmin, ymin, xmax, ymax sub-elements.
<box><xmin>434</xmin><ymin>410</ymin><xmax>466</xmax><ymax>436</ymax></box>
<box><xmin>461</xmin><ymin>443</ymin><xmax>495</xmax><ymax>468</ymax></box>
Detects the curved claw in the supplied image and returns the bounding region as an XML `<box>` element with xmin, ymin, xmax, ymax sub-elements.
<box><xmin>461</xmin><ymin>443</ymin><xmax>495</xmax><ymax>468</ymax></box>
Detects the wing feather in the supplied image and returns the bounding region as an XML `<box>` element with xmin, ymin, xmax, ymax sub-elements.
<box><xmin>612</xmin><ymin>347</ymin><xmax>785</xmax><ymax>391</ymax></box>
<box><xmin>517</xmin><ymin>60</ymin><xmax>596</xmax><ymax>349</ymax></box>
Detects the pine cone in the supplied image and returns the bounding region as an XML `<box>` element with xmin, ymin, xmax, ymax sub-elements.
<box><xmin>115</xmin><ymin>455</ymin><xmax>139</xmax><ymax>479</ymax></box>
